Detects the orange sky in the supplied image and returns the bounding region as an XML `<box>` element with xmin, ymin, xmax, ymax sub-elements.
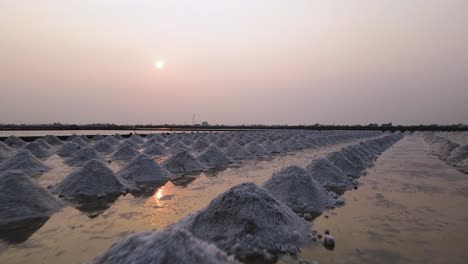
<box><xmin>1</xmin><ymin>1</ymin><xmax>467</xmax><ymax>125</ymax></box>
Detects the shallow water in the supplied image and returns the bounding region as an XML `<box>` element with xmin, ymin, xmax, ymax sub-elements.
<box><xmin>1</xmin><ymin>135</ymin><xmax>467</xmax><ymax>264</ymax></box>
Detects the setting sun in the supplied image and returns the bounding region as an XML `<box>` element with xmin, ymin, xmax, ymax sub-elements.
<box><xmin>154</xmin><ymin>59</ymin><xmax>165</xmax><ymax>70</ymax></box>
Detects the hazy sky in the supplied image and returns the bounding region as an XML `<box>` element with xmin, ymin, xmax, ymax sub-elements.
<box><xmin>1</xmin><ymin>0</ymin><xmax>467</xmax><ymax>125</ymax></box>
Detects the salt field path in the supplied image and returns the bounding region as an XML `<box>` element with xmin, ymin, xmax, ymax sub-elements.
<box><xmin>0</xmin><ymin>135</ymin><xmax>376</xmax><ymax>264</ymax></box>
<box><xmin>294</xmin><ymin>135</ymin><xmax>468</xmax><ymax>264</ymax></box>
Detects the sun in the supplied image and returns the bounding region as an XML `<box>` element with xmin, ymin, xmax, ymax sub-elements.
<box><xmin>154</xmin><ymin>59</ymin><xmax>165</xmax><ymax>70</ymax></box>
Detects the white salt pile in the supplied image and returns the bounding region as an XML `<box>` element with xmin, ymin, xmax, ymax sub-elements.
<box><xmin>197</xmin><ymin>146</ymin><xmax>232</xmax><ymax>169</ymax></box>
<box><xmin>326</xmin><ymin>151</ymin><xmax>362</xmax><ymax>178</ymax></box>
<box><xmin>128</xmin><ymin>134</ymin><xmax>145</xmax><ymax>145</ymax></box>
<box><xmin>34</xmin><ymin>138</ymin><xmax>52</xmax><ymax>150</ymax></box>
<box><xmin>0</xmin><ymin>171</ymin><xmax>62</xmax><ymax>225</ymax></box>
<box><xmin>119</xmin><ymin>139</ymin><xmax>140</xmax><ymax>149</ymax></box>
<box><xmin>169</xmin><ymin>142</ymin><xmax>190</xmax><ymax>153</ymax></box>
<box><xmin>263</xmin><ymin>166</ymin><xmax>333</xmax><ymax>216</ymax></box>
<box><xmin>0</xmin><ymin>142</ymin><xmax>14</xmax><ymax>160</ymax></box>
<box><xmin>43</xmin><ymin>135</ymin><xmax>63</xmax><ymax>146</ymax></box>
<box><xmin>111</xmin><ymin>145</ymin><xmax>139</xmax><ymax>162</ymax></box>
<box><xmin>113</xmin><ymin>134</ymin><xmax>124</xmax><ymax>140</ymax></box>
<box><xmin>93</xmin><ymin>141</ymin><xmax>115</xmax><ymax>154</ymax></box>
<box><xmin>177</xmin><ymin>182</ymin><xmax>310</xmax><ymax>260</ymax></box>
<box><xmin>224</xmin><ymin>143</ymin><xmax>254</xmax><ymax>160</ymax></box>
<box><xmin>214</xmin><ymin>138</ymin><xmax>230</xmax><ymax>149</ymax></box>
<box><xmin>446</xmin><ymin>145</ymin><xmax>468</xmax><ymax>164</ymax></box>
<box><xmin>103</xmin><ymin>136</ymin><xmax>120</xmax><ymax>146</ymax></box>
<box><xmin>143</xmin><ymin>143</ymin><xmax>168</xmax><ymax>157</ymax></box>
<box><xmin>4</xmin><ymin>135</ymin><xmax>26</xmax><ymax>148</ymax></box>
<box><xmin>92</xmin><ymin>134</ymin><xmax>105</xmax><ymax>141</ymax></box>
<box><xmin>339</xmin><ymin>147</ymin><xmax>367</xmax><ymax>171</ymax></box>
<box><xmin>92</xmin><ymin>228</ymin><xmax>238</xmax><ymax>264</ymax></box>
<box><xmin>244</xmin><ymin>142</ymin><xmax>268</xmax><ymax>156</ymax></box>
<box><xmin>191</xmin><ymin>138</ymin><xmax>210</xmax><ymax>152</ymax></box>
<box><xmin>55</xmin><ymin>142</ymin><xmax>81</xmax><ymax>158</ymax></box>
<box><xmin>66</xmin><ymin>147</ymin><xmax>106</xmax><ymax>166</ymax></box>
<box><xmin>345</xmin><ymin>145</ymin><xmax>373</xmax><ymax>166</ymax></box>
<box><xmin>0</xmin><ymin>141</ymin><xmax>14</xmax><ymax>153</ymax></box>
<box><xmin>0</xmin><ymin>150</ymin><xmax>51</xmax><ymax>175</ymax></box>
<box><xmin>70</xmin><ymin>137</ymin><xmax>90</xmax><ymax>147</ymax></box>
<box><xmin>117</xmin><ymin>154</ymin><xmax>173</xmax><ymax>186</ymax></box>
<box><xmin>162</xmin><ymin>150</ymin><xmax>205</xmax><ymax>174</ymax></box>
<box><xmin>305</xmin><ymin>158</ymin><xmax>351</xmax><ymax>190</ymax></box>
<box><xmin>23</xmin><ymin>142</ymin><xmax>50</xmax><ymax>159</ymax></box>
<box><xmin>54</xmin><ymin>159</ymin><xmax>125</xmax><ymax>198</ymax></box>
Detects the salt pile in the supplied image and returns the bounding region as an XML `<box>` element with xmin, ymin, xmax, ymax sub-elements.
<box><xmin>143</xmin><ymin>143</ymin><xmax>168</xmax><ymax>157</ymax></box>
<box><xmin>460</xmin><ymin>158</ymin><xmax>468</xmax><ymax>173</ymax></box>
<box><xmin>55</xmin><ymin>142</ymin><xmax>81</xmax><ymax>158</ymax></box>
<box><xmin>263</xmin><ymin>166</ymin><xmax>333</xmax><ymax>216</ymax></box>
<box><xmin>162</xmin><ymin>150</ymin><xmax>205</xmax><ymax>174</ymax></box>
<box><xmin>92</xmin><ymin>134</ymin><xmax>105</xmax><ymax>141</ymax></box>
<box><xmin>4</xmin><ymin>135</ymin><xmax>26</xmax><ymax>148</ymax></box>
<box><xmin>0</xmin><ymin>150</ymin><xmax>51</xmax><ymax>175</ymax></box>
<box><xmin>70</xmin><ymin>137</ymin><xmax>90</xmax><ymax>147</ymax></box>
<box><xmin>169</xmin><ymin>142</ymin><xmax>190</xmax><ymax>153</ymax></box>
<box><xmin>111</xmin><ymin>145</ymin><xmax>139</xmax><ymax>162</ymax></box>
<box><xmin>197</xmin><ymin>146</ymin><xmax>232</xmax><ymax>169</ymax></box>
<box><xmin>191</xmin><ymin>138</ymin><xmax>210</xmax><ymax>152</ymax></box>
<box><xmin>446</xmin><ymin>145</ymin><xmax>468</xmax><ymax>164</ymax></box>
<box><xmin>93</xmin><ymin>141</ymin><xmax>115</xmax><ymax>154</ymax></box>
<box><xmin>0</xmin><ymin>171</ymin><xmax>62</xmax><ymax>225</ymax></box>
<box><xmin>244</xmin><ymin>142</ymin><xmax>268</xmax><ymax>156</ymax></box>
<box><xmin>43</xmin><ymin>135</ymin><xmax>63</xmax><ymax>146</ymax></box>
<box><xmin>54</xmin><ymin>159</ymin><xmax>125</xmax><ymax>198</ymax></box>
<box><xmin>326</xmin><ymin>151</ymin><xmax>362</xmax><ymax>178</ymax></box>
<box><xmin>66</xmin><ymin>147</ymin><xmax>106</xmax><ymax>166</ymax></box>
<box><xmin>119</xmin><ymin>139</ymin><xmax>140</xmax><ymax>149</ymax></box>
<box><xmin>0</xmin><ymin>142</ymin><xmax>14</xmax><ymax>160</ymax></box>
<box><xmin>305</xmin><ymin>158</ymin><xmax>351</xmax><ymax>189</ymax></box>
<box><xmin>92</xmin><ymin>228</ymin><xmax>238</xmax><ymax>264</ymax></box>
<box><xmin>178</xmin><ymin>182</ymin><xmax>310</xmax><ymax>260</ymax></box>
<box><xmin>339</xmin><ymin>147</ymin><xmax>367</xmax><ymax>171</ymax></box>
<box><xmin>224</xmin><ymin>143</ymin><xmax>254</xmax><ymax>160</ymax></box>
<box><xmin>128</xmin><ymin>134</ymin><xmax>145</xmax><ymax>144</ymax></box>
<box><xmin>23</xmin><ymin>142</ymin><xmax>50</xmax><ymax>159</ymax></box>
<box><xmin>214</xmin><ymin>138</ymin><xmax>230</xmax><ymax>149</ymax></box>
<box><xmin>117</xmin><ymin>154</ymin><xmax>173</xmax><ymax>186</ymax></box>
<box><xmin>103</xmin><ymin>136</ymin><xmax>120</xmax><ymax>146</ymax></box>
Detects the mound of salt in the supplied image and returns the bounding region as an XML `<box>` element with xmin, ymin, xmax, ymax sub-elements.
<box><xmin>197</xmin><ymin>146</ymin><xmax>232</xmax><ymax>169</ymax></box>
<box><xmin>92</xmin><ymin>134</ymin><xmax>105</xmax><ymax>141</ymax></box>
<box><xmin>117</xmin><ymin>154</ymin><xmax>173</xmax><ymax>186</ymax></box>
<box><xmin>0</xmin><ymin>150</ymin><xmax>51</xmax><ymax>175</ymax></box>
<box><xmin>326</xmin><ymin>151</ymin><xmax>362</xmax><ymax>178</ymax></box>
<box><xmin>264</xmin><ymin>166</ymin><xmax>333</xmax><ymax>216</ymax></box>
<box><xmin>111</xmin><ymin>145</ymin><xmax>139</xmax><ymax>162</ymax></box>
<box><xmin>460</xmin><ymin>158</ymin><xmax>468</xmax><ymax>174</ymax></box>
<box><xmin>23</xmin><ymin>142</ymin><xmax>50</xmax><ymax>159</ymax></box>
<box><xmin>143</xmin><ymin>143</ymin><xmax>168</xmax><ymax>157</ymax></box>
<box><xmin>66</xmin><ymin>147</ymin><xmax>106</xmax><ymax>166</ymax></box>
<box><xmin>162</xmin><ymin>150</ymin><xmax>205</xmax><ymax>174</ymax></box>
<box><xmin>43</xmin><ymin>135</ymin><xmax>63</xmax><ymax>146</ymax></box>
<box><xmin>119</xmin><ymin>139</ymin><xmax>140</xmax><ymax>149</ymax></box>
<box><xmin>305</xmin><ymin>158</ymin><xmax>351</xmax><ymax>189</ymax></box>
<box><xmin>55</xmin><ymin>142</ymin><xmax>81</xmax><ymax>158</ymax></box>
<box><xmin>446</xmin><ymin>145</ymin><xmax>468</xmax><ymax>164</ymax></box>
<box><xmin>244</xmin><ymin>142</ymin><xmax>268</xmax><ymax>156</ymax></box>
<box><xmin>0</xmin><ymin>148</ymin><xmax>12</xmax><ymax>160</ymax></box>
<box><xmin>169</xmin><ymin>142</ymin><xmax>190</xmax><ymax>153</ymax></box>
<box><xmin>0</xmin><ymin>171</ymin><xmax>62</xmax><ymax>225</ymax></box>
<box><xmin>4</xmin><ymin>136</ymin><xmax>26</xmax><ymax>148</ymax></box>
<box><xmin>54</xmin><ymin>159</ymin><xmax>125</xmax><ymax>198</ymax></box>
<box><xmin>0</xmin><ymin>141</ymin><xmax>14</xmax><ymax>153</ymax></box>
<box><xmin>339</xmin><ymin>148</ymin><xmax>367</xmax><ymax>171</ymax></box>
<box><xmin>224</xmin><ymin>143</ymin><xmax>254</xmax><ymax>160</ymax></box>
<box><xmin>70</xmin><ymin>137</ymin><xmax>90</xmax><ymax>147</ymax></box>
<box><xmin>113</xmin><ymin>134</ymin><xmax>124</xmax><ymax>140</ymax></box>
<box><xmin>92</xmin><ymin>228</ymin><xmax>238</xmax><ymax>264</ymax></box>
<box><xmin>93</xmin><ymin>141</ymin><xmax>115</xmax><ymax>154</ymax></box>
<box><xmin>128</xmin><ymin>134</ymin><xmax>145</xmax><ymax>145</ymax></box>
<box><xmin>103</xmin><ymin>136</ymin><xmax>120</xmax><ymax>146</ymax></box>
<box><xmin>192</xmin><ymin>138</ymin><xmax>210</xmax><ymax>152</ymax></box>
<box><xmin>34</xmin><ymin>138</ymin><xmax>52</xmax><ymax>150</ymax></box>
<box><xmin>214</xmin><ymin>138</ymin><xmax>230</xmax><ymax>149</ymax></box>
<box><xmin>178</xmin><ymin>182</ymin><xmax>309</xmax><ymax>260</ymax></box>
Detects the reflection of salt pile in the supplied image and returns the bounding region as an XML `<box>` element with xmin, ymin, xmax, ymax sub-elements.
<box><xmin>4</xmin><ymin>135</ymin><xmax>26</xmax><ymax>148</ymax></box>
<box><xmin>23</xmin><ymin>142</ymin><xmax>50</xmax><ymax>159</ymax></box>
<box><xmin>224</xmin><ymin>143</ymin><xmax>253</xmax><ymax>160</ymax></box>
<box><xmin>93</xmin><ymin>141</ymin><xmax>115</xmax><ymax>154</ymax></box>
<box><xmin>143</xmin><ymin>142</ymin><xmax>168</xmax><ymax>157</ymax></box>
<box><xmin>163</xmin><ymin>150</ymin><xmax>205</xmax><ymax>174</ymax></box>
<box><xmin>326</xmin><ymin>151</ymin><xmax>362</xmax><ymax>178</ymax></box>
<box><xmin>446</xmin><ymin>145</ymin><xmax>468</xmax><ymax>164</ymax></box>
<box><xmin>264</xmin><ymin>166</ymin><xmax>333</xmax><ymax>215</ymax></box>
<box><xmin>178</xmin><ymin>182</ymin><xmax>309</xmax><ymax>260</ymax></box>
<box><xmin>244</xmin><ymin>142</ymin><xmax>268</xmax><ymax>156</ymax></box>
<box><xmin>0</xmin><ymin>171</ymin><xmax>62</xmax><ymax>225</ymax></box>
<box><xmin>111</xmin><ymin>145</ymin><xmax>139</xmax><ymax>162</ymax></box>
<box><xmin>0</xmin><ymin>150</ymin><xmax>51</xmax><ymax>175</ymax></box>
<box><xmin>117</xmin><ymin>154</ymin><xmax>173</xmax><ymax>186</ymax></box>
<box><xmin>197</xmin><ymin>146</ymin><xmax>232</xmax><ymax>169</ymax></box>
<box><xmin>66</xmin><ymin>147</ymin><xmax>106</xmax><ymax>166</ymax></box>
<box><xmin>56</xmin><ymin>142</ymin><xmax>81</xmax><ymax>158</ymax></box>
<box><xmin>92</xmin><ymin>228</ymin><xmax>238</xmax><ymax>264</ymax></box>
<box><xmin>306</xmin><ymin>158</ymin><xmax>350</xmax><ymax>189</ymax></box>
<box><xmin>43</xmin><ymin>135</ymin><xmax>63</xmax><ymax>146</ymax></box>
<box><xmin>54</xmin><ymin>159</ymin><xmax>125</xmax><ymax>198</ymax></box>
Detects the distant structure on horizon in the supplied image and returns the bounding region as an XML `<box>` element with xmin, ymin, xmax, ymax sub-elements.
<box><xmin>202</xmin><ymin>121</ymin><xmax>209</xmax><ymax>126</ymax></box>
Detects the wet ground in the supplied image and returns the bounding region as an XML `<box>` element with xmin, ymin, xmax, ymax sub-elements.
<box><xmin>1</xmin><ymin>135</ymin><xmax>467</xmax><ymax>263</ymax></box>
